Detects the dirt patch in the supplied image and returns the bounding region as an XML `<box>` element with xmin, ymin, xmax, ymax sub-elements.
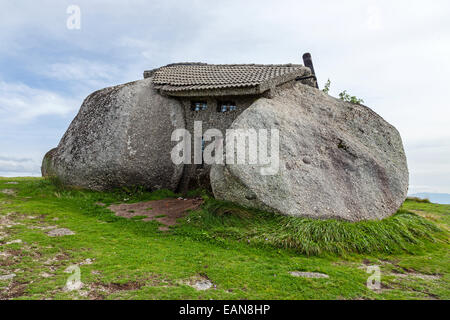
<box><xmin>0</xmin><ymin>281</ymin><xmax>26</xmax><ymax>299</ymax></box>
<box><xmin>44</xmin><ymin>252</ymin><xmax>71</xmax><ymax>265</ymax></box>
<box><xmin>109</xmin><ymin>198</ymin><xmax>203</xmax><ymax>231</ymax></box>
<box><xmin>87</xmin><ymin>281</ymin><xmax>145</xmax><ymax>299</ymax></box>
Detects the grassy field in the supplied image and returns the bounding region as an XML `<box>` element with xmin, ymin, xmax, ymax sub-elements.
<box><xmin>0</xmin><ymin>177</ymin><xmax>448</xmax><ymax>300</ymax></box>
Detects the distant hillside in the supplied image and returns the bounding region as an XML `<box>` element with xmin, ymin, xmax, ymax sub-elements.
<box><xmin>409</xmin><ymin>193</ymin><xmax>450</xmax><ymax>205</ymax></box>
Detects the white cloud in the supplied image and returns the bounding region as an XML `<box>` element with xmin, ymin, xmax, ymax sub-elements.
<box><xmin>38</xmin><ymin>58</ymin><xmax>122</xmax><ymax>89</ymax></box>
<box><xmin>0</xmin><ymin>81</ymin><xmax>78</xmax><ymax>123</ymax></box>
<box><xmin>42</xmin><ymin>59</ymin><xmax>119</xmax><ymax>82</ymax></box>
<box><xmin>0</xmin><ymin>155</ymin><xmax>40</xmax><ymax>175</ymax></box>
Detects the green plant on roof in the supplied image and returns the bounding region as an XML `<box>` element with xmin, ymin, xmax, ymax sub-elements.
<box><xmin>338</xmin><ymin>90</ymin><xmax>364</xmax><ymax>105</ymax></box>
<box><xmin>322</xmin><ymin>79</ymin><xmax>364</xmax><ymax>105</ymax></box>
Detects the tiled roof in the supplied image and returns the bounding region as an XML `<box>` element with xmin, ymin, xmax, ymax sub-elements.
<box><xmin>147</xmin><ymin>63</ymin><xmax>310</xmax><ymax>95</ymax></box>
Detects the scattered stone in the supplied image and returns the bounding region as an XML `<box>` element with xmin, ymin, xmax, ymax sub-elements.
<box><xmin>392</xmin><ymin>272</ymin><xmax>442</xmax><ymax>281</ymax></box>
<box><xmin>40</xmin><ymin>272</ymin><xmax>54</xmax><ymax>278</ymax></box>
<box><xmin>47</xmin><ymin>228</ymin><xmax>75</xmax><ymax>237</ymax></box>
<box><xmin>95</xmin><ymin>202</ymin><xmax>106</xmax><ymax>207</ymax></box>
<box><xmin>80</xmin><ymin>258</ymin><xmax>94</xmax><ymax>265</ymax></box>
<box><xmin>0</xmin><ymin>251</ymin><xmax>11</xmax><ymax>258</ymax></box>
<box><xmin>184</xmin><ymin>276</ymin><xmax>214</xmax><ymax>291</ymax></box>
<box><xmin>0</xmin><ymin>273</ymin><xmax>16</xmax><ymax>281</ymax></box>
<box><xmin>5</xmin><ymin>182</ymin><xmax>19</xmax><ymax>185</ymax></box>
<box><xmin>5</xmin><ymin>239</ymin><xmax>22</xmax><ymax>245</ymax></box>
<box><xmin>1</xmin><ymin>189</ymin><xmax>16</xmax><ymax>196</ymax></box>
<box><xmin>289</xmin><ymin>271</ymin><xmax>329</xmax><ymax>279</ymax></box>
<box><xmin>28</xmin><ymin>225</ymin><xmax>57</xmax><ymax>231</ymax></box>
<box><xmin>191</xmin><ymin>279</ymin><xmax>213</xmax><ymax>291</ymax></box>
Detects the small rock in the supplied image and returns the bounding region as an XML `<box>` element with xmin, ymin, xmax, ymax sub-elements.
<box><xmin>190</xmin><ymin>279</ymin><xmax>213</xmax><ymax>291</ymax></box>
<box><xmin>5</xmin><ymin>239</ymin><xmax>22</xmax><ymax>245</ymax></box>
<box><xmin>80</xmin><ymin>258</ymin><xmax>94</xmax><ymax>265</ymax></box>
<box><xmin>5</xmin><ymin>182</ymin><xmax>19</xmax><ymax>185</ymax></box>
<box><xmin>0</xmin><ymin>251</ymin><xmax>11</xmax><ymax>258</ymax></box>
<box><xmin>40</xmin><ymin>272</ymin><xmax>54</xmax><ymax>278</ymax></box>
<box><xmin>0</xmin><ymin>273</ymin><xmax>16</xmax><ymax>281</ymax></box>
<box><xmin>289</xmin><ymin>271</ymin><xmax>329</xmax><ymax>279</ymax></box>
<box><xmin>47</xmin><ymin>228</ymin><xmax>75</xmax><ymax>237</ymax></box>
<box><xmin>1</xmin><ymin>189</ymin><xmax>16</xmax><ymax>196</ymax></box>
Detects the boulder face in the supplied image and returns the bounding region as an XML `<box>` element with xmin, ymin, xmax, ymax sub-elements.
<box><xmin>210</xmin><ymin>83</ymin><xmax>409</xmax><ymax>222</ymax></box>
<box><xmin>50</xmin><ymin>78</ymin><xmax>185</xmax><ymax>191</ymax></box>
<box><xmin>41</xmin><ymin>147</ymin><xmax>57</xmax><ymax>177</ymax></box>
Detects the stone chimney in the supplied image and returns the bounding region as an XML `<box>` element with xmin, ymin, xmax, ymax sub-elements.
<box><xmin>302</xmin><ymin>53</ymin><xmax>319</xmax><ymax>89</ymax></box>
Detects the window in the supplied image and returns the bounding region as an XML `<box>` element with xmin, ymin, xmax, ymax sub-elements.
<box><xmin>218</xmin><ymin>101</ymin><xmax>237</xmax><ymax>113</ymax></box>
<box><xmin>191</xmin><ymin>101</ymin><xmax>207</xmax><ymax>111</ymax></box>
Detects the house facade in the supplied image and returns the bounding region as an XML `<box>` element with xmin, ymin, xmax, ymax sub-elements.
<box><xmin>143</xmin><ymin>56</ymin><xmax>318</xmax><ymax>191</ymax></box>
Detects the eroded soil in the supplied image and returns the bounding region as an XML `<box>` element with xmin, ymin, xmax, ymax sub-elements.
<box><xmin>109</xmin><ymin>198</ymin><xmax>203</xmax><ymax>231</ymax></box>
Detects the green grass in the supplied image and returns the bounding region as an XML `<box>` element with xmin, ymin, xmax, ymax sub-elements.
<box><xmin>0</xmin><ymin>177</ymin><xmax>449</xmax><ymax>300</ymax></box>
<box><xmin>177</xmin><ymin>198</ymin><xmax>443</xmax><ymax>256</ymax></box>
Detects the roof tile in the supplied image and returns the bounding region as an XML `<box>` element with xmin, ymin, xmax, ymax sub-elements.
<box><xmin>150</xmin><ymin>63</ymin><xmax>308</xmax><ymax>93</ymax></box>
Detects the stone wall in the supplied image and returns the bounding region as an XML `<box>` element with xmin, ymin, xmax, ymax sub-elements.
<box><xmin>162</xmin><ymin>78</ymin><xmax>312</xmax><ymax>193</ymax></box>
<box><xmin>177</xmin><ymin>94</ymin><xmax>259</xmax><ymax>192</ymax></box>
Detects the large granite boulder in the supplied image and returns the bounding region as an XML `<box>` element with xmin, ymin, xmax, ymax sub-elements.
<box><xmin>210</xmin><ymin>83</ymin><xmax>409</xmax><ymax>221</ymax></box>
<box><xmin>48</xmin><ymin>78</ymin><xmax>185</xmax><ymax>191</ymax></box>
<box><xmin>41</xmin><ymin>147</ymin><xmax>57</xmax><ymax>177</ymax></box>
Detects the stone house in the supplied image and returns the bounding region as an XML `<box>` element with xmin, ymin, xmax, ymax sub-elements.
<box><xmin>143</xmin><ymin>54</ymin><xmax>318</xmax><ymax>191</ymax></box>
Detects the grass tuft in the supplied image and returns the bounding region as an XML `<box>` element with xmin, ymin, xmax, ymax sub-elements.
<box><xmin>407</xmin><ymin>197</ymin><xmax>431</xmax><ymax>204</ymax></box>
<box><xmin>177</xmin><ymin>197</ymin><xmax>445</xmax><ymax>256</ymax></box>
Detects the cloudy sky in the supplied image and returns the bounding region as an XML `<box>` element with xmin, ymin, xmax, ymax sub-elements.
<box><xmin>0</xmin><ymin>0</ymin><xmax>449</xmax><ymax>194</ymax></box>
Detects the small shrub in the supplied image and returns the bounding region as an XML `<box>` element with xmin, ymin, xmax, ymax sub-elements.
<box><xmin>321</xmin><ymin>79</ymin><xmax>364</xmax><ymax>105</ymax></box>
<box><xmin>338</xmin><ymin>90</ymin><xmax>364</xmax><ymax>105</ymax></box>
<box><xmin>322</xmin><ymin>79</ymin><xmax>331</xmax><ymax>94</ymax></box>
